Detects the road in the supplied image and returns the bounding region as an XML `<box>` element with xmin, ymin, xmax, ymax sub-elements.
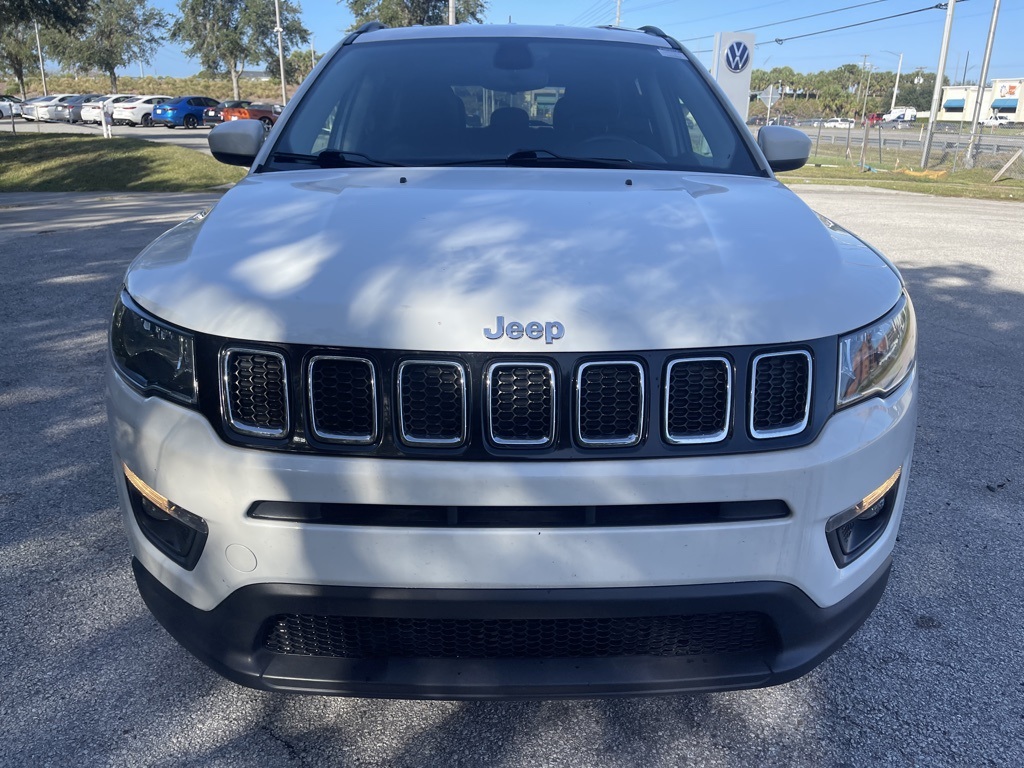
<box><xmin>0</xmin><ymin>186</ymin><xmax>1021</xmax><ymax>767</ymax></box>
<box><xmin>3</xmin><ymin>115</ymin><xmax>213</xmax><ymax>153</ymax></box>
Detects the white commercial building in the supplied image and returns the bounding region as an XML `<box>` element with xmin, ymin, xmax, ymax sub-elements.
<box><xmin>937</xmin><ymin>77</ymin><xmax>1023</xmax><ymax>123</ymax></box>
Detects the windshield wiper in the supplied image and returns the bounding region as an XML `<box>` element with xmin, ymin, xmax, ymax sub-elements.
<box><xmin>433</xmin><ymin>150</ymin><xmax>642</xmax><ymax>169</ymax></box>
<box><xmin>269</xmin><ymin>150</ymin><xmax>402</xmax><ymax>168</ymax></box>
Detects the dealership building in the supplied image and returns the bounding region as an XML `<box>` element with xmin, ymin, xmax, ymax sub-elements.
<box><xmin>936</xmin><ymin>78</ymin><xmax>1023</xmax><ymax>122</ymax></box>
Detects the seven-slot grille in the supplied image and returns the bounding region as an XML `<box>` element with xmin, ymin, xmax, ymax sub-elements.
<box><xmin>308</xmin><ymin>356</ymin><xmax>377</xmax><ymax>443</ymax></box>
<box><xmin>398</xmin><ymin>361</ymin><xmax>467</xmax><ymax>445</ymax></box>
<box><xmin>223</xmin><ymin>348</ymin><xmax>289</xmax><ymax>437</ymax></box>
<box><xmin>220</xmin><ymin>350</ymin><xmax>813</xmax><ymax>450</ymax></box>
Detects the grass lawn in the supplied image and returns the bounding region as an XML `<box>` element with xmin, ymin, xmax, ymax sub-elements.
<box><xmin>0</xmin><ymin>134</ymin><xmax>246</xmax><ymax>192</ymax></box>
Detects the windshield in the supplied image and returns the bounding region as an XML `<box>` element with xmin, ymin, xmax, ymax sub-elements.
<box><xmin>268</xmin><ymin>36</ymin><xmax>763</xmax><ymax>175</ymax></box>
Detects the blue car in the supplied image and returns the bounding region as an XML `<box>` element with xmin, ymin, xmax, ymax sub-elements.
<box><xmin>153</xmin><ymin>95</ymin><xmax>221</xmax><ymax>129</ymax></box>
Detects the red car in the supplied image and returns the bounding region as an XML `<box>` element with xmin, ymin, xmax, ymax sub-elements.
<box><xmin>866</xmin><ymin>113</ymin><xmax>884</xmax><ymax>126</ymax></box>
<box><xmin>220</xmin><ymin>102</ymin><xmax>283</xmax><ymax>129</ymax></box>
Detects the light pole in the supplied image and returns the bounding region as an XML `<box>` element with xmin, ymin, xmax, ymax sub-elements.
<box><xmin>883</xmin><ymin>50</ymin><xmax>903</xmax><ymax>112</ymax></box>
<box><xmin>34</xmin><ymin>21</ymin><xmax>48</xmax><ymax>96</ymax></box>
<box><xmin>273</xmin><ymin>0</ymin><xmax>287</xmax><ymax>106</ymax></box>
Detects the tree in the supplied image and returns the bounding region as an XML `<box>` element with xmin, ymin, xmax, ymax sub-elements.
<box><xmin>171</xmin><ymin>0</ymin><xmax>309</xmax><ymax>100</ymax></box>
<box><xmin>344</xmin><ymin>0</ymin><xmax>486</xmax><ymax>29</ymax></box>
<box><xmin>0</xmin><ymin>24</ymin><xmax>37</xmax><ymax>98</ymax></box>
<box><xmin>284</xmin><ymin>47</ymin><xmax>322</xmax><ymax>87</ymax></box>
<box><xmin>0</xmin><ymin>0</ymin><xmax>89</xmax><ymax>31</ymax></box>
<box><xmin>47</xmin><ymin>0</ymin><xmax>167</xmax><ymax>92</ymax></box>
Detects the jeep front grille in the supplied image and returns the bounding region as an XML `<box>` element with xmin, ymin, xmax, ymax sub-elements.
<box><xmin>308</xmin><ymin>356</ymin><xmax>377</xmax><ymax>444</ymax></box>
<box><xmin>397</xmin><ymin>360</ymin><xmax>467</xmax><ymax>446</ymax></box>
<box><xmin>750</xmin><ymin>351</ymin><xmax>812</xmax><ymax>438</ymax></box>
<box><xmin>665</xmin><ymin>357</ymin><xmax>731</xmax><ymax>444</ymax></box>
<box><xmin>576</xmin><ymin>361</ymin><xmax>644</xmax><ymax>446</ymax></box>
<box><xmin>223</xmin><ymin>348</ymin><xmax>289</xmax><ymax>437</ymax></box>
<box><xmin>487</xmin><ymin>362</ymin><xmax>556</xmax><ymax>447</ymax></box>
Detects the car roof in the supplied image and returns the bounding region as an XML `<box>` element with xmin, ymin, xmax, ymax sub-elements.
<box><xmin>351</xmin><ymin>23</ymin><xmax>672</xmax><ymax>48</ymax></box>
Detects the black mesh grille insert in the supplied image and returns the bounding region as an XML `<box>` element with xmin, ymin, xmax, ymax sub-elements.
<box><xmin>309</xmin><ymin>357</ymin><xmax>376</xmax><ymax>442</ymax></box>
<box><xmin>489</xmin><ymin>364</ymin><xmax>554</xmax><ymax>445</ymax></box>
<box><xmin>578</xmin><ymin>362</ymin><xmax>643</xmax><ymax>445</ymax></box>
<box><xmin>225</xmin><ymin>350</ymin><xmax>287</xmax><ymax>435</ymax></box>
<box><xmin>263</xmin><ymin>611</ymin><xmax>774</xmax><ymax>659</ymax></box>
<box><xmin>399</xmin><ymin>362</ymin><xmax>465</xmax><ymax>444</ymax></box>
<box><xmin>752</xmin><ymin>352</ymin><xmax>811</xmax><ymax>436</ymax></box>
<box><xmin>666</xmin><ymin>358</ymin><xmax>730</xmax><ymax>442</ymax></box>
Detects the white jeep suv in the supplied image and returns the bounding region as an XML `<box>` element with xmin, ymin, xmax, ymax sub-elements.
<box><xmin>107</xmin><ymin>22</ymin><xmax>917</xmax><ymax>699</ymax></box>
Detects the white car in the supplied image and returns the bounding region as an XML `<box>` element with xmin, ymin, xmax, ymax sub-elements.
<box><xmin>0</xmin><ymin>94</ymin><xmax>24</xmax><ymax>118</ymax></box>
<box><xmin>979</xmin><ymin>115</ymin><xmax>1011</xmax><ymax>128</ymax></box>
<box><xmin>80</xmin><ymin>94</ymin><xmax>133</xmax><ymax>124</ymax></box>
<box><xmin>20</xmin><ymin>93</ymin><xmax>76</xmax><ymax>121</ymax></box>
<box><xmin>109</xmin><ymin>22</ymin><xmax>917</xmax><ymax>699</ymax></box>
<box><xmin>816</xmin><ymin>117</ymin><xmax>854</xmax><ymax>128</ymax></box>
<box><xmin>112</xmin><ymin>94</ymin><xmax>172</xmax><ymax>126</ymax></box>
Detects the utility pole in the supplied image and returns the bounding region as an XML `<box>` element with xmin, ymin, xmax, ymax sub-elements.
<box><xmin>921</xmin><ymin>0</ymin><xmax>957</xmax><ymax>169</ymax></box>
<box><xmin>311</xmin><ymin>36</ymin><xmax>316</xmax><ymax>69</ymax></box>
<box><xmin>34</xmin><ymin>21</ymin><xmax>47</xmax><ymax>97</ymax></box>
<box><xmin>966</xmin><ymin>0</ymin><xmax>1001</xmax><ymax>167</ymax></box>
<box><xmin>884</xmin><ymin>51</ymin><xmax>903</xmax><ymax>111</ymax></box>
<box><xmin>273</xmin><ymin>0</ymin><xmax>287</xmax><ymax>105</ymax></box>
<box><xmin>449</xmin><ymin>0</ymin><xmax>455</xmax><ymax>25</ymax></box>
<box><xmin>616</xmin><ymin>0</ymin><xmax>622</xmax><ymax>26</ymax></box>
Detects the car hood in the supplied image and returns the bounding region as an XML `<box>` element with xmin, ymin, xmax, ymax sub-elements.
<box><xmin>125</xmin><ymin>168</ymin><xmax>902</xmax><ymax>352</ymax></box>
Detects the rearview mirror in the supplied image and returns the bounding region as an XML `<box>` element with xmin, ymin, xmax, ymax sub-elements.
<box><xmin>208</xmin><ymin>120</ymin><xmax>267</xmax><ymax>167</ymax></box>
<box><xmin>757</xmin><ymin>126</ymin><xmax>812</xmax><ymax>173</ymax></box>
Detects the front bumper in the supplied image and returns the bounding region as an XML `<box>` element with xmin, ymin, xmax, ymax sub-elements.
<box><xmin>133</xmin><ymin>555</ymin><xmax>892</xmax><ymax>699</ymax></box>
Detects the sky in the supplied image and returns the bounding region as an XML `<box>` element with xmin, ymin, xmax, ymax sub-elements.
<box><xmin>140</xmin><ymin>0</ymin><xmax>1024</xmax><ymax>82</ymax></box>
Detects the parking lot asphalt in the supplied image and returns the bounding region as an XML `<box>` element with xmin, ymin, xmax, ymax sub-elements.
<box><xmin>0</xmin><ymin>186</ymin><xmax>1021</xmax><ymax>767</ymax></box>
<box><xmin>3</xmin><ymin>116</ymin><xmax>214</xmax><ymax>153</ymax></box>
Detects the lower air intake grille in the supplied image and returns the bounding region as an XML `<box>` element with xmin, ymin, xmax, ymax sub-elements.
<box><xmin>263</xmin><ymin>611</ymin><xmax>774</xmax><ymax>659</ymax></box>
<box><xmin>488</xmin><ymin>363</ymin><xmax>555</xmax><ymax>446</ymax></box>
<box><xmin>751</xmin><ymin>351</ymin><xmax>811</xmax><ymax>438</ymax></box>
<box><xmin>224</xmin><ymin>349</ymin><xmax>288</xmax><ymax>437</ymax></box>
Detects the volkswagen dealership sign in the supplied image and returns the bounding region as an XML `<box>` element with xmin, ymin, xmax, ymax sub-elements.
<box><xmin>711</xmin><ymin>32</ymin><xmax>757</xmax><ymax>120</ymax></box>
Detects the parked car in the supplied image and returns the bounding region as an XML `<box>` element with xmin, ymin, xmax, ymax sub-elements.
<box><xmin>745</xmin><ymin>115</ymin><xmax>766</xmax><ymax>126</ymax></box>
<box><xmin>152</xmin><ymin>96</ymin><xmax>220</xmax><ymax>128</ymax></box>
<box><xmin>115</xmin><ymin>22</ymin><xmax>917</xmax><ymax>700</ymax></box>
<box><xmin>220</xmin><ymin>102</ymin><xmax>283</xmax><ymax>129</ymax></box>
<box><xmin>812</xmin><ymin>117</ymin><xmax>854</xmax><ymax>128</ymax></box>
<box><xmin>0</xmin><ymin>94</ymin><xmax>24</xmax><ymax>118</ymax></box>
<box><xmin>980</xmin><ymin>115</ymin><xmax>1011</xmax><ymax>128</ymax></box>
<box><xmin>81</xmin><ymin>94</ymin><xmax>135</xmax><ymax>124</ymax></box>
<box><xmin>866</xmin><ymin>113</ymin><xmax>883</xmax><ymax>126</ymax></box>
<box><xmin>21</xmin><ymin>93</ymin><xmax>77</xmax><ymax>121</ymax></box>
<box><xmin>204</xmin><ymin>100</ymin><xmax>253</xmax><ymax>126</ymax></box>
<box><xmin>113</xmin><ymin>95</ymin><xmax>172</xmax><ymax>126</ymax></box>
<box><xmin>52</xmin><ymin>93</ymin><xmax>104</xmax><ymax>122</ymax></box>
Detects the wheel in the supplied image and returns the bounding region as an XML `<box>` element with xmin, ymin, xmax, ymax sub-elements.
<box><xmin>141</xmin><ymin>113</ymin><xmax>152</xmax><ymax>127</ymax></box>
<box><xmin>259</xmin><ymin>117</ymin><xmax>273</xmax><ymax>131</ymax></box>
<box><xmin>184</xmin><ymin>114</ymin><xmax>198</xmax><ymax>129</ymax></box>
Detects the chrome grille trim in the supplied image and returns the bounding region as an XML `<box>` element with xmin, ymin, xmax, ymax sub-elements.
<box><xmin>749</xmin><ymin>350</ymin><xmax>813</xmax><ymax>439</ymax></box>
<box><xmin>397</xmin><ymin>360</ymin><xmax>467</xmax><ymax>446</ymax></box>
<box><xmin>486</xmin><ymin>362</ymin><xmax>556</xmax><ymax>447</ymax></box>
<box><xmin>575</xmin><ymin>360</ymin><xmax>644</xmax><ymax>447</ymax></box>
<box><xmin>663</xmin><ymin>357</ymin><xmax>732</xmax><ymax>445</ymax></box>
<box><xmin>307</xmin><ymin>355</ymin><xmax>378</xmax><ymax>444</ymax></box>
<box><xmin>221</xmin><ymin>347</ymin><xmax>289</xmax><ymax>439</ymax></box>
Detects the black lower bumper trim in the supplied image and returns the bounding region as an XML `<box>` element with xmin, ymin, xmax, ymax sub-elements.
<box><xmin>132</xmin><ymin>558</ymin><xmax>891</xmax><ymax>700</ymax></box>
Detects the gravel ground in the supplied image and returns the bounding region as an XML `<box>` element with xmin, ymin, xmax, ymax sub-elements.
<box><xmin>0</xmin><ymin>186</ymin><xmax>1021</xmax><ymax>767</ymax></box>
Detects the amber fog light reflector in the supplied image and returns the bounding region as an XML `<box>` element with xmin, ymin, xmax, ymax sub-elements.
<box><xmin>826</xmin><ymin>467</ymin><xmax>902</xmax><ymax>567</ymax></box>
<box><xmin>123</xmin><ymin>464</ymin><xmax>208</xmax><ymax>570</ymax></box>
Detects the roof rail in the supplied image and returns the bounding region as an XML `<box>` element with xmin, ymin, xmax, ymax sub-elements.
<box><xmin>342</xmin><ymin>20</ymin><xmax>388</xmax><ymax>46</ymax></box>
<box><xmin>637</xmin><ymin>25</ymin><xmax>684</xmax><ymax>52</ymax></box>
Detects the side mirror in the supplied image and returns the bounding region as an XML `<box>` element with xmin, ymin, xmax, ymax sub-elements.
<box><xmin>208</xmin><ymin>120</ymin><xmax>267</xmax><ymax>167</ymax></box>
<box><xmin>757</xmin><ymin>125</ymin><xmax>812</xmax><ymax>173</ymax></box>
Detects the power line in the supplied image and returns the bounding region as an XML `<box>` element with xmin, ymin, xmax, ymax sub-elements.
<box><xmin>678</xmin><ymin>0</ymin><xmax>892</xmax><ymax>42</ymax></box>
<box><xmin>570</xmin><ymin>0</ymin><xmax>611</xmax><ymax>26</ymax></box>
<box><xmin>763</xmin><ymin>3</ymin><xmax>958</xmax><ymax>46</ymax></box>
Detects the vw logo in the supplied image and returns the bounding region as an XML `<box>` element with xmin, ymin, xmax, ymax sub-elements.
<box><xmin>725</xmin><ymin>41</ymin><xmax>751</xmax><ymax>74</ymax></box>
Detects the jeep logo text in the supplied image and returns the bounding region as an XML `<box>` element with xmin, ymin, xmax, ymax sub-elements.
<box><xmin>483</xmin><ymin>316</ymin><xmax>564</xmax><ymax>344</ymax></box>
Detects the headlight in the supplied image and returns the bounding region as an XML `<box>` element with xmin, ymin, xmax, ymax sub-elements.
<box><xmin>837</xmin><ymin>293</ymin><xmax>916</xmax><ymax>408</ymax></box>
<box><xmin>110</xmin><ymin>292</ymin><xmax>197</xmax><ymax>404</ymax></box>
